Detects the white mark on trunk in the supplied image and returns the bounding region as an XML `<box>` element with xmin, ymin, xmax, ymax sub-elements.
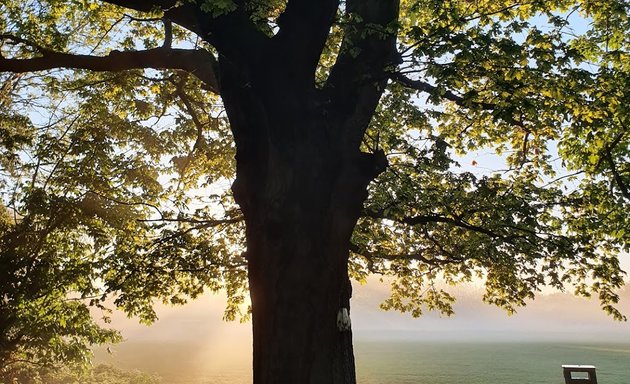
<box><xmin>337</xmin><ymin>307</ymin><xmax>351</xmax><ymax>331</ymax></box>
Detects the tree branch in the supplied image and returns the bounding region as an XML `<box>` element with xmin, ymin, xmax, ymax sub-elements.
<box><xmin>349</xmin><ymin>242</ymin><xmax>463</xmax><ymax>266</ymax></box>
<box><xmin>137</xmin><ymin>216</ymin><xmax>243</xmax><ymax>225</ymax></box>
<box><xmin>0</xmin><ymin>46</ymin><xmax>220</xmax><ymax>93</ymax></box>
<box><xmin>175</xmin><ymin>78</ymin><xmax>206</xmax><ymax>151</ymax></box>
<box><xmin>391</xmin><ymin>72</ymin><xmax>495</xmax><ymax>110</ymax></box>
<box><xmin>391</xmin><ymin>72</ymin><xmax>529</xmax><ymax>128</ymax></box>
<box><xmin>170</xmin><ymin>74</ymin><xmax>210</xmax><ymax>177</ymax></box>
<box><xmin>101</xmin><ymin>0</ymin><xmax>178</xmax><ymax>13</ymax></box>
<box><xmin>102</xmin><ymin>0</ymin><xmax>268</xmax><ymax>65</ymax></box>
<box><xmin>162</xmin><ymin>18</ymin><xmax>173</xmax><ymax>48</ymax></box>
<box><xmin>0</xmin><ymin>34</ymin><xmax>53</xmax><ymax>54</ymax></box>
<box><xmin>274</xmin><ymin>0</ymin><xmax>340</xmax><ymax>84</ymax></box>
<box><xmin>364</xmin><ymin>208</ymin><xmax>509</xmax><ymax>240</ymax></box>
<box><xmin>361</xmin><ymin>207</ymin><xmax>565</xmax><ymax>250</ymax></box>
<box><xmin>605</xmin><ymin>152</ymin><xmax>629</xmax><ymax>200</ymax></box>
<box><xmin>325</xmin><ymin>0</ymin><xmax>400</xmax><ymax>149</ymax></box>
<box><xmin>594</xmin><ymin>130</ymin><xmax>629</xmax><ymax>200</ymax></box>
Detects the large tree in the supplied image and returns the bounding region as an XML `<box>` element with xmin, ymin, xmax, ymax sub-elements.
<box><xmin>0</xmin><ymin>0</ymin><xmax>628</xmax><ymax>382</ymax></box>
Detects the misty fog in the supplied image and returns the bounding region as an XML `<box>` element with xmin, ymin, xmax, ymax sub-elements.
<box><xmin>94</xmin><ymin>277</ymin><xmax>630</xmax><ymax>383</ymax></box>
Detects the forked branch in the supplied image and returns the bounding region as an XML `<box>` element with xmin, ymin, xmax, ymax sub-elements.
<box><xmin>325</xmin><ymin>0</ymin><xmax>401</xmax><ymax>148</ymax></box>
<box><xmin>275</xmin><ymin>0</ymin><xmax>340</xmax><ymax>80</ymax></box>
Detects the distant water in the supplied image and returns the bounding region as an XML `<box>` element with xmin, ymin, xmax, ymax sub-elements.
<box><xmin>96</xmin><ymin>340</ymin><xmax>630</xmax><ymax>383</ymax></box>
<box><xmin>355</xmin><ymin>341</ymin><xmax>630</xmax><ymax>384</ymax></box>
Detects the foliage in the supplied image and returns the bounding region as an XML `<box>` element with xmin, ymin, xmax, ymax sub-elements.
<box><xmin>354</xmin><ymin>0</ymin><xmax>629</xmax><ymax>318</ymax></box>
<box><xmin>1</xmin><ymin>363</ymin><xmax>161</xmax><ymax>384</ymax></box>
<box><xmin>0</xmin><ymin>0</ymin><xmax>628</xmax><ymax>378</ymax></box>
<box><xmin>0</xmin><ymin>1</ymin><xmax>246</xmax><ymax>373</ymax></box>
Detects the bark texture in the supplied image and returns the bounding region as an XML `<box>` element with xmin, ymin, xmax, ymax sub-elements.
<box><xmin>215</xmin><ymin>1</ymin><xmax>398</xmax><ymax>381</ymax></box>
<box><xmin>219</xmin><ymin>40</ymin><xmax>388</xmax><ymax>381</ymax></box>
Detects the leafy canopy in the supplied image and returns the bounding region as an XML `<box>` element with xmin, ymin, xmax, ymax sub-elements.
<box><xmin>0</xmin><ymin>0</ymin><xmax>628</xmax><ymax>375</ymax></box>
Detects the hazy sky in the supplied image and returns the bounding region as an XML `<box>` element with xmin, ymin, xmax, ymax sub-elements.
<box><xmin>95</xmin><ymin>272</ymin><xmax>630</xmax><ymax>382</ymax></box>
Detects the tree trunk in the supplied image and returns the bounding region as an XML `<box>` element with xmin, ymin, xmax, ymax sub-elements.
<box><xmin>220</xmin><ymin>57</ymin><xmax>386</xmax><ymax>383</ymax></box>
<box><xmin>245</xmin><ymin>192</ymin><xmax>359</xmax><ymax>384</ymax></box>
<box><xmin>236</xmin><ymin>143</ymin><xmax>380</xmax><ymax>384</ymax></box>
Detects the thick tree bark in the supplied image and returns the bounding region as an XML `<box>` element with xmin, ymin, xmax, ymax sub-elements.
<box><xmin>220</xmin><ymin>51</ymin><xmax>386</xmax><ymax>383</ymax></box>
<box><xmin>238</xmin><ymin>148</ymin><xmax>383</xmax><ymax>384</ymax></box>
<box><xmin>244</xmin><ymin>186</ymin><xmax>361</xmax><ymax>384</ymax></box>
